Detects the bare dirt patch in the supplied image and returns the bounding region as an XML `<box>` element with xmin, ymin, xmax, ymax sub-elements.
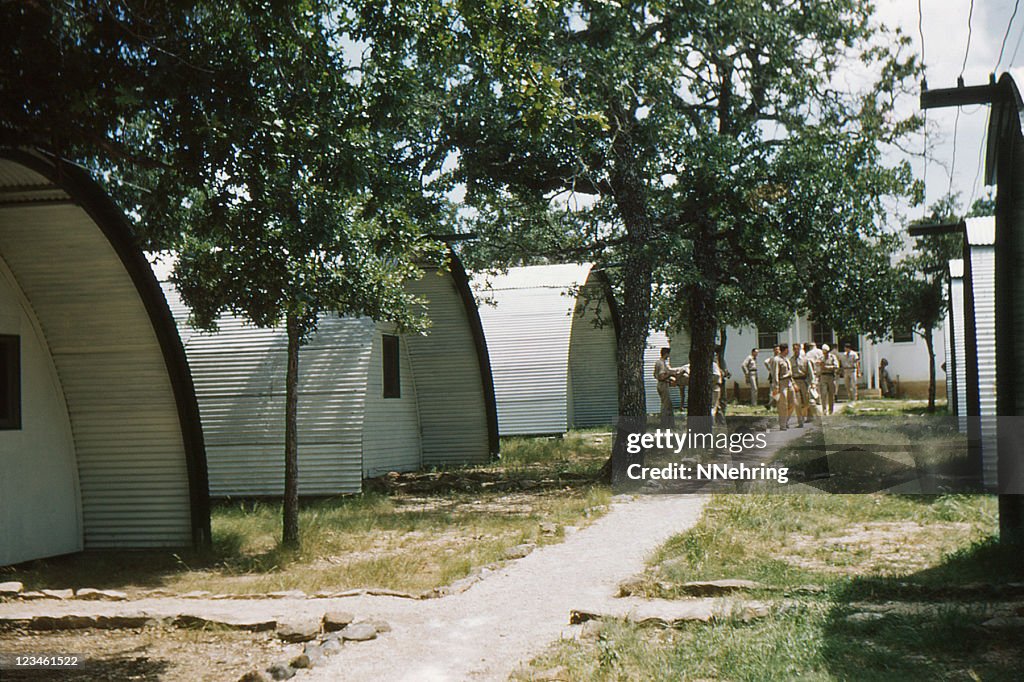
<box><xmin>781</xmin><ymin>521</ymin><xmax>983</xmax><ymax>576</ymax></box>
<box><xmin>0</xmin><ymin>626</ymin><xmax>292</xmax><ymax>681</ymax></box>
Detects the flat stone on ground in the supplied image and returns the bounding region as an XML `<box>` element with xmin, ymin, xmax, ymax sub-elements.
<box><xmin>75</xmin><ymin>588</ymin><xmax>128</xmax><ymax>601</ymax></box>
<box><xmin>0</xmin><ymin>582</ymin><xmax>23</xmax><ymax>596</ymax></box>
<box><xmin>268</xmin><ymin>590</ymin><xmax>307</xmax><ymax>600</ymax></box>
<box><xmin>322</xmin><ymin>610</ymin><xmax>355</xmax><ymax>632</ymax></box>
<box><xmin>266</xmin><ymin>662</ymin><xmax>295</xmax><ymax>680</ymax></box>
<box><xmin>340</xmin><ymin>623</ymin><xmax>378</xmax><ymax>641</ymax></box>
<box><xmin>277</xmin><ymin>618</ymin><xmax>320</xmax><ymax>643</ymax></box>
<box><xmin>504</xmin><ymin>543</ymin><xmax>536</xmax><ymax>560</ymax></box>
<box><xmin>320</xmin><ymin>638</ymin><xmax>344</xmax><ymax>655</ymax></box>
<box><xmin>39</xmin><ymin>589</ymin><xmax>74</xmax><ymax>599</ymax></box>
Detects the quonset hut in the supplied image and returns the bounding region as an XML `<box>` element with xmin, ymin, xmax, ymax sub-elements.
<box><xmin>472</xmin><ymin>263</ymin><xmax>619</xmax><ymax>436</ymax></box>
<box><xmin>0</xmin><ymin>149</ymin><xmax>209</xmax><ymax>566</ymax></box>
<box><xmin>158</xmin><ymin>254</ymin><xmax>498</xmax><ymax>497</ymax></box>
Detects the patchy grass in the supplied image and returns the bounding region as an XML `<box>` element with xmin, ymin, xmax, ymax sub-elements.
<box><xmin>765</xmin><ymin>405</ymin><xmax>972</xmax><ymax>494</ymax></box>
<box><xmin>521</xmin><ymin>493</ymin><xmax>1024</xmax><ymax>681</ymax></box>
<box><xmin>487</xmin><ymin>429</ymin><xmax>612</xmax><ymax>477</ymax></box>
<box><xmin>843</xmin><ymin>398</ymin><xmax>949</xmax><ymax>417</ymax></box>
<box><xmin>1</xmin><ymin>434</ymin><xmax>611</xmax><ymax>596</ymax></box>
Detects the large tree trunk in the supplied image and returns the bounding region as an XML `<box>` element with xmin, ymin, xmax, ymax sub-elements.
<box><xmin>687</xmin><ymin>221</ymin><xmax>719</xmax><ymax>431</ymax></box>
<box><xmin>924</xmin><ymin>326</ymin><xmax>936</xmax><ymax>413</ymax></box>
<box><xmin>605</xmin><ymin>251</ymin><xmax>653</xmax><ymax>485</ymax></box>
<box><xmin>602</xmin><ymin>149</ymin><xmax>654</xmax><ymax>486</ymax></box>
<box><xmin>282</xmin><ymin>313</ymin><xmax>301</xmax><ymax>549</ymax></box>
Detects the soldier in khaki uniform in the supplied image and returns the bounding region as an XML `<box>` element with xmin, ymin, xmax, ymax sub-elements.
<box><xmin>741</xmin><ymin>348</ymin><xmax>759</xmax><ymax>407</ymax></box>
<box><xmin>840</xmin><ymin>343</ymin><xmax>861</xmax><ymax>401</ymax></box>
<box><xmin>764</xmin><ymin>345</ymin><xmax>780</xmax><ymax>410</ymax></box>
<box><xmin>791</xmin><ymin>343</ymin><xmax>816</xmax><ymax>427</ymax></box>
<box><xmin>653</xmin><ymin>347</ymin><xmax>681</xmax><ymax>428</ymax></box>
<box><xmin>819</xmin><ymin>344</ymin><xmax>840</xmax><ymax>414</ymax></box>
<box><xmin>772</xmin><ymin>343</ymin><xmax>797</xmax><ymax>430</ymax></box>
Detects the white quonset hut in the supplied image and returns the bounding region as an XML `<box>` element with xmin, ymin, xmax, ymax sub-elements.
<box><xmin>158</xmin><ymin>254</ymin><xmax>498</xmax><ymax>497</ymax></box>
<box><xmin>0</xmin><ymin>149</ymin><xmax>210</xmax><ymax>566</ymax></box>
<box><xmin>948</xmin><ymin>259</ymin><xmax>969</xmax><ymax>430</ymax></box>
<box><xmin>472</xmin><ymin>263</ymin><xmax>619</xmax><ymax>436</ymax></box>
<box><xmin>965</xmin><ymin>217</ymin><xmax>998</xmax><ymax>487</ymax></box>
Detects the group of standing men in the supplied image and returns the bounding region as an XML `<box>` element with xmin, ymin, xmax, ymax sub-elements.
<box><xmin>653</xmin><ymin>341</ymin><xmax>863</xmax><ymax>430</ymax></box>
<box><xmin>742</xmin><ymin>342</ymin><xmax>861</xmax><ymax>430</ymax></box>
<box><xmin>653</xmin><ymin>347</ymin><xmax>728</xmax><ymax>428</ymax></box>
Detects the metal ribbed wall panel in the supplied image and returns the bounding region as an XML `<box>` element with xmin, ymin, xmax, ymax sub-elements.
<box><xmin>0</xmin><ymin>191</ymin><xmax>191</xmax><ymax>548</ymax></box>
<box><xmin>966</xmin><ymin>218</ymin><xmax>998</xmax><ymax>488</ymax></box>
<box><xmin>949</xmin><ymin>260</ymin><xmax>968</xmax><ymax>431</ymax></box>
<box><xmin>362</xmin><ymin>325</ymin><xmax>422</xmax><ymax>476</ymax></box>
<box><xmin>473</xmin><ymin>264</ymin><xmax>589</xmax><ymax>436</ymax></box>
<box><xmin>568</xmin><ymin>279</ymin><xmax>618</xmax><ymax>427</ymax></box>
<box><xmin>161</xmin><ymin>282</ymin><xmax>371</xmax><ymax>496</ymax></box>
<box><xmin>944</xmin><ymin>313</ymin><xmax>954</xmax><ymax>409</ymax></box>
<box><xmin>405</xmin><ymin>267</ymin><xmax>492</xmax><ymax>465</ymax></box>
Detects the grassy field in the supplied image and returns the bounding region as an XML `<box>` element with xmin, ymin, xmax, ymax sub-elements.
<box><xmin>522</xmin><ymin>493</ymin><xmax>1024</xmax><ymax>681</ymax></box>
<box><xmin>2</xmin><ymin>433</ymin><xmax>612</xmax><ymax>596</ymax></box>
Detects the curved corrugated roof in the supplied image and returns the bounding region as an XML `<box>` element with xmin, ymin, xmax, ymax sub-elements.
<box><xmin>0</xmin><ymin>148</ymin><xmax>209</xmax><ymax>561</ymax></box>
<box><xmin>472</xmin><ymin>263</ymin><xmax>618</xmax><ymax>435</ymax></box>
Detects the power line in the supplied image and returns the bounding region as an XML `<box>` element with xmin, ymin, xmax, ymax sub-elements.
<box><xmin>996</xmin><ymin>0</ymin><xmax>1022</xmax><ymax>71</ymax></box>
<box><xmin>968</xmin><ymin>107</ymin><xmax>991</xmax><ymax>210</ymax></box>
<box><xmin>961</xmin><ymin>0</ymin><xmax>974</xmax><ymax>79</ymax></box>
<box><xmin>950</xmin><ymin>0</ymin><xmax>976</xmax><ymax>198</ymax></box>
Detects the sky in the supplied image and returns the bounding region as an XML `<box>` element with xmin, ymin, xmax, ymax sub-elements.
<box><xmin>876</xmin><ymin>0</ymin><xmax>1024</xmax><ymax>217</ymax></box>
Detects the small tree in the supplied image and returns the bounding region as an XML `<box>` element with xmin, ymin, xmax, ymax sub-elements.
<box><xmin>3</xmin><ymin>1</ymin><xmax>451</xmax><ymax>548</ymax></box>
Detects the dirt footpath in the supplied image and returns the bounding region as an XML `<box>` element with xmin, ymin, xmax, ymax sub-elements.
<box><xmin>302</xmin><ymin>493</ymin><xmax>707</xmax><ymax>682</ymax></box>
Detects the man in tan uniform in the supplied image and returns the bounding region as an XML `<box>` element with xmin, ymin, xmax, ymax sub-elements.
<box><xmin>772</xmin><ymin>343</ymin><xmax>797</xmax><ymax>430</ymax></box>
<box><xmin>791</xmin><ymin>343</ymin><xmax>816</xmax><ymax>427</ymax></box>
<box><xmin>840</xmin><ymin>343</ymin><xmax>861</xmax><ymax>401</ymax></box>
<box><xmin>764</xmin><ymin>345</ymin><xmax>780</xmax><ymax>410</ymax></box>
<box><xmin>653</xmin><ymin>347</ymin><xmax>681</xmax><ymax>428</ymax></box>
<box><xmin>741</xmin><ymin>348</ymin><xmax>759</xmax><ymax>407</ymax></box>
<box><xmin>819</xmin><ymin>343</ymin><xmax>840</xmax><ymax>414</ymax></box>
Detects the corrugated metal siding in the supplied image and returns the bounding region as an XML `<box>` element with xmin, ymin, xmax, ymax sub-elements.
<box><xmin>362</xmin><ymin>326</ymin><xmax>422</xmax><ymax>476</ymax></box>
<box><xmin>966</xmin><ymin>218</ymin><xmax>998</xmax><ymax>488</ymax></box>
<box><xmin>162</xmin><ymin>283</ymin><xmax>369</xmax><ymax>496</ymax></box>
<box><xmin>0</xmin><ymin>195</ymin><xmax>191</xmax><ymax>548</ymax></box>
<box><xmin>644</xmin><ymin>331</ymin><xmax>670</xmax><ymax>413</ymax></box>
<box><xmin>568</xmin><ymin>279</ymin><xmax>618</xmax><ymax>427</ymax></box>
<box><xmin>405</xmin><ymin>267</ymin><xmax>491</xmax><ymax>466</ymax></box>
<box><xmin>949</xmin><ymin>260</ymin><xmax>968</xmax><ymax>431</ymax></box>
<box><xmin>473</xmin><ymin>265</ymin><xmax>591</xmax><ymax>435</ymax></box>
<box><xmin>944</xmin><ymin>312</ymin><xmax>954</xmax><ymax>409</ymax></box>
<box><xmin>0</xmin><ymin>257</ymin><xmax>81</xmax><ymax>565</ymax></box>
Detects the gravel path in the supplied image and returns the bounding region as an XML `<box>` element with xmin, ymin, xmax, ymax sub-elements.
<box><xmin>302</xmin><ymin>493</ymin><xmax>707</xmax><ymax>682</ymax></box>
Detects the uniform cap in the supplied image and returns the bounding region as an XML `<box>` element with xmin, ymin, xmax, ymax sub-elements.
<box><xmin>821</xmin><ymin>344</ymin><xmax>830</xmax><ymax>352</ymax></box>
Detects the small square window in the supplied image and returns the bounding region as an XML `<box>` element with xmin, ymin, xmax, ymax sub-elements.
<box><xmin>811</xmin><ymin>322</ymin><xmax>835</xmax><ymax>348</ymax></box>
<box><xmin>757</xmin><ymin>328</ymin><xmax>779</xmax><ymax>350</ymax></box>
<box><xmin>382</xmin><ymin>334</ymin><xmax>401</xmax><ymax>399</ymax></box>
<box><xmin>0</xmin><ymin>335</ymin><xmax>21</xmax><ymax>430</ymax></box>
<box><xmin>893</xmin><ymin>328</ymin><xmax>915</xmax><ymax>343</ymax></box>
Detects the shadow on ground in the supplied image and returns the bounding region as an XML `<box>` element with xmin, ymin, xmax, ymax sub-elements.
<box><xmin>819</xmin><ymin>538</ymin><xmax>1024</xmax><ymax>681</ymax></box>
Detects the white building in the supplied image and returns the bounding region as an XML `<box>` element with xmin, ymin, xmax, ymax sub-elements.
<box><xmin>0</xmin><ymin>149</ymin><xmax>209</xmax><ymax>566</ymax></box>
<box><xmin>644</xmin><ymin>313</ymin><xmax>948</xmax><ymax>411</ymax></box>
<box><xmin>472</xmin><ymin>263</ymin><xmax>619</xmax><ymax>435</ymax></box>
<box><xmin>158</xmin><ymin>253</ymin><xmax>498</xmax><ymax>497</ymax></box>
